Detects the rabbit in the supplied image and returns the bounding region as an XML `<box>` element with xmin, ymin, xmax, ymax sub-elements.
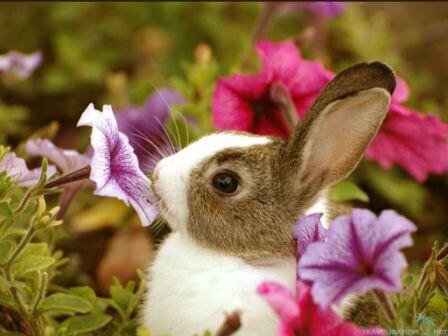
<box><xmin>141</xmin><ymin>62</ymin><xmax>396</xmax><ymax>335</ymax></box>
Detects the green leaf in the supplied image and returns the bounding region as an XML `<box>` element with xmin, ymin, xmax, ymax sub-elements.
<box><xmin>40</xmin><ymin>293</ymin><xmax>93</xmax><ymax>314</ymax></box>
<box><xmin>69</xmin><ymin>286</ymin><xmax>98</xmax><ymax>304</ymax></box>
<box><xmin>330</xmin><ymin>180</ymin><xmax>369</xmax><ymax>203</ymax></box>
<box><xmin>16</xmin><ymin>242</ymin><xmax>48</xmax><ymax>260</ymax></box>
<box><xmin>0</xmin><ymin>240</ymin><xmax>15</xmax><ymax>264</ymax></box>
<box><xmin>63</xmin><ymin>312</ymin><xmax>112</xmax><ymax>335</ymax></box>
<box><xmin>0</xmin><ymin>292</ymin><xmax>14</xmax><ymax>308</ymax></box>
<box><xmin>0</xmin><ymin>201</ymin><xmax>13</xmax><ymax>219</ymax></box>
<box><xmin>110</xmin><ymin>278</ymin><xmax>134</xmax><ymax>312</ymax></box>
<box><xmin>12</xmin><ymin>256</ymin><xmax>55</xmax><ymax>278</ymax></box>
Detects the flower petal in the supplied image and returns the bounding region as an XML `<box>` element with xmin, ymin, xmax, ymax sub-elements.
<box><xmin>0</xmin><ymin>51</ymin><xmax>42</xmax><ymax>79</ymax></box>
<box><xmin>0</xmin><ymin>152</ymin><xmax>56</xmax><ymax>187</ymax></box>
<box><xmin>366</xmin><ymin>104</ymin><xmax>448</xmax><ymax>182</ymax></box>
<box><xmin>392</xmin><ymin>77</ymin><xmax>410</xmax><ymax>103</ymax></box>
<box><xmin>260</xmin><ymin>280</ymin><xmax>372</xmax><ymax>336</ymax></box>
<box><xmin>257</xmin><ymin>281</ymin><xmax>300</xmax><ymax>336</ymax></box>
<box><xmin>299</xmin><ymin>209</ymin><xmax>416</xmax><ymax>309</ymax></box>
<box><xmin>212</xmin><ymin>73</ymin><xmax>267</xmax><ymax>131</ymax></box>
<box><xmin>26</xmin><ymin>139</ymin><xmax>90</xmax><ymax>173</ymax></box>
<box><xmin>78</xmin><ymin>104</ymin><xmax>158</xmax><ymax>226</ymax></box>
<box><xmin>116</xmin><ymin>89</ymin><xmax>182</xmax><ymax>172</ymax></box>
<box><xmin>293</xmin><ymin>213</ymin><xmax>326</xmax><ymax>259</ymax></box>
<box><xmin>256</xmin><ymin>40</ymin><xmax>303</xmax><ymax>85</ymax></box>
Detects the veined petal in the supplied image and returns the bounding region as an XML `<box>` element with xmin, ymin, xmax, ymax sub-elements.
<box><xmin>298</xmin><ymin>208</ymin><xmax>416</xmax><ymax>309</ymax></box>
<box><xmin>293</xmin><ymin>213</ymin><xmax>326</xmax><ymax>259</ymax></box>
<box><xmin>78</xmin><ymin>104</ymin><xmax>158</xmax><ymax>226</ymax></box>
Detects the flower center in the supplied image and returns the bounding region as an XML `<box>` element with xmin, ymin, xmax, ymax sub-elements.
<box><xmin>250</xmin><ymin>89</ymin><xmax>288</xmax><ymax>136</ymax></box>
<box><xmin>359</xmin><ymin>261</ymin><xmax>374</xmax><ymax>276</ymax></box>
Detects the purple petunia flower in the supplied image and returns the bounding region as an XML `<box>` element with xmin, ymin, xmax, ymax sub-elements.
<box><xmin>298</xmin><ymin>209</ymin><xmax>416</xmax><ymax>309</ymax></box>
<box><xmin>26</xmin><ymin>139</ymin><xmax>90</xmax><ymax>173</ymax></box>
<box><xmin>0</xmin><ymin>152</ymin><xmax>56</xmax><ymax>187</ymax></box>
<box><xmin>293</xmin><ymin>213</ymin><xmax>326</xmax><ymax>259</ymax></box>
<box><xmin>25</xmin><ymin>139</ymin><xmax>92</xmax><ymax>218</ymax></box>
<box><xmin>77</xmin><ymin>104</ymin><xmax>158</xmax><ymax>226</ymax></box>
<box><xmin>116</xmin><ymin>89</ymin><xmax>185</xmax><ymax>172</ymax></box>
<box><xmin>0</xmin><ymin>51</ymin><xmax>42</xmax><ymax>79</ymax></box>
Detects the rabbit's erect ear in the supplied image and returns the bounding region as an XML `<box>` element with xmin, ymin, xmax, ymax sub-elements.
<box><xmin>281</xmin><ymin>62</ymin><xmax>396</xmax><ymax>191</ymax></box>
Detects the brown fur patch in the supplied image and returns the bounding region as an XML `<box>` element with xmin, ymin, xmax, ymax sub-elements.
<box><xmin>187</xmin><ymin>138</ymin><xmax>321</xmax><ymax>259</ymax></box>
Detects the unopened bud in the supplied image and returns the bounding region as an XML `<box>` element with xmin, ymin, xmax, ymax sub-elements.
<box><xmin>37</xmin><ymin>196</ymin><xmax>46</xmax><ymax>216</ymax></box>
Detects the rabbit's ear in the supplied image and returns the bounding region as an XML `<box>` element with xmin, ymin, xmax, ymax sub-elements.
<box><xmin>280</xmin><ymin>62</ymin><xmax>396</xmax><ymax>191</ymax></box>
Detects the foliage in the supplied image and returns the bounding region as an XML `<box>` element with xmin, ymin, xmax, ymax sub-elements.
<box><xmin>0</xmin><ymin>146</ymin><xmax>148</xmax><ymax>335</ymax></box>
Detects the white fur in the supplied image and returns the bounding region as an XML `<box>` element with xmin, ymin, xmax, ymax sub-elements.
<box><xmin>143</xmin><ymin>133</ymin><xmax>328</xmax><ymax>335</ymax></box>
<box><xmin>143</xmin><ymin>233</ymin><xmax>296</xmax><ymax>335</ymax></box>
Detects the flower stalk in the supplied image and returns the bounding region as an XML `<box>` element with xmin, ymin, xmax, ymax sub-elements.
<box><xmin>373</xmin><ymin>290</ymin><xmax>396</xmax><ymax>323</ymax></box>
<box><xmin>44</xmin><ymin>165</ymin><xmax>91</xmax><ymax>189</ymax></box>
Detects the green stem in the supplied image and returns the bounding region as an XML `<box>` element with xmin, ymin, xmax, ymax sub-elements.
<box><xmin>373</xmin><ymin>290</ymin><xmax>396</xmax><ymax>323</ymax></box>
<box><xmin>5</xmin><ymin>226</ymin><xmax>36</xmax><ymax>266</ymax></box>
<box><xmin>31</xmin><ymin>271</ymin><xmax>48</xmax><ymax>315</ymax></box>
<box><xmin>14</xmin><ymin>187</ymin><xmax>34</xmax><ymax>214</ymax></box>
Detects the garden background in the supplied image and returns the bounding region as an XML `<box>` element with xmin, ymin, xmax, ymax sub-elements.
<box><xmin>0</xmin><ymin>2</ymin><xmax>447</xmax><ymax>335</ymax></box>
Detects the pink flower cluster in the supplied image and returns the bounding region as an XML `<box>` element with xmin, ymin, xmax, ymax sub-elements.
<box><xmin>212</xmin><ymin>40</ymin><xmax>448</xmax><ymax>182</ymax></box>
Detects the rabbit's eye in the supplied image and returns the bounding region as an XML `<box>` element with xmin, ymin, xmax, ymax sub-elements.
<box><xmin>212</xmin><ymin>172</ymin><xmax>239</xmax><ymax>194</ymax></box>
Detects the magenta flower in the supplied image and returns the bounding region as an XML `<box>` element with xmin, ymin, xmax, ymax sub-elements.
<box><xmin>258</xmin><ymin>280</ymin><xmax>374</xmax><ymax>336</ymax></box>
<box><xmin>77</xmin><ymin>104</ymin><xmax>158</xmax><ymax>226</ymax></box>
<box><xmin>366</xmin><ymin>78</ymin><xmax>448</xmax><ymax>182</ymax></box>
<box><xmin>116</xmin><ymin>89</ymin><xmax>184</xmax><ymax>172</ymax></box>
<box><xmin>212</xmin><ymin>40</ymin><xmax>332</xmax><ymax>138</ymax></box>
<box><xmin>293</xmin><ymin>213</ymin><xmax>326</xmax><ymax>259</ymax></box>
<box><xmin>298</xmin><ymin>209</ymin><xmax>416</xmax><ymax>309</ymax></box>
<box><xmin>0</xmin><ymin>152</ymin><xmax>56</xmax><ymax>187</ymax></box>
<box><xmin>0</xmin><ymin>51</ymin><xmax>42</xmax><ymax>79</ymax></box>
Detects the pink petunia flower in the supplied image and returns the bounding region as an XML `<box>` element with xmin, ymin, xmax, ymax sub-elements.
<box><xmin>0</xmin><ymin>152</ymin><xmax>56</xmax><ymax>187</ymax></box>
<box><xmin>258</xmin><ymin>280</ymin><xmax>376</xmax><ymax>336</ymax></box>
<box><xmin>212</xmin><ymin>40</ymin><xmax>332</xmax><ymax>138</ymax></box>
<box><xmin>298</xmin><ymin>209</ymin><xmax>416</xmax><ymax>309</ymax></box>
<box><xmin>77</xmin><ymin>104</ymin><xmax>158</xmax><ymax>226</ymax></box>
<box><xmin>366</xmin><ymin>78</ymin><xmax>448</xmax><ymax>182</ymax></box>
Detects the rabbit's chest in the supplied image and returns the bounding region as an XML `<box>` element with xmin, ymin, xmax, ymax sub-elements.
<box><xmin>142</xmin><ymin>232</ymin><xmax>296</xmax><ymax>336</ymax></box>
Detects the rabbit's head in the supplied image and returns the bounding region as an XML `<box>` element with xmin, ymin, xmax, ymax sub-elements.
<box><xmin>153</xmin><ymin>62</ymin><xmax>396</xmax><ymax>259</ymax></box>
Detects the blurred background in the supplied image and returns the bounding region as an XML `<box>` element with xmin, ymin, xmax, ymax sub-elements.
<box><xmin>0</xmin><ymin>2</ymin><xmax>447</xmax><ymax>294</ymax></box>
